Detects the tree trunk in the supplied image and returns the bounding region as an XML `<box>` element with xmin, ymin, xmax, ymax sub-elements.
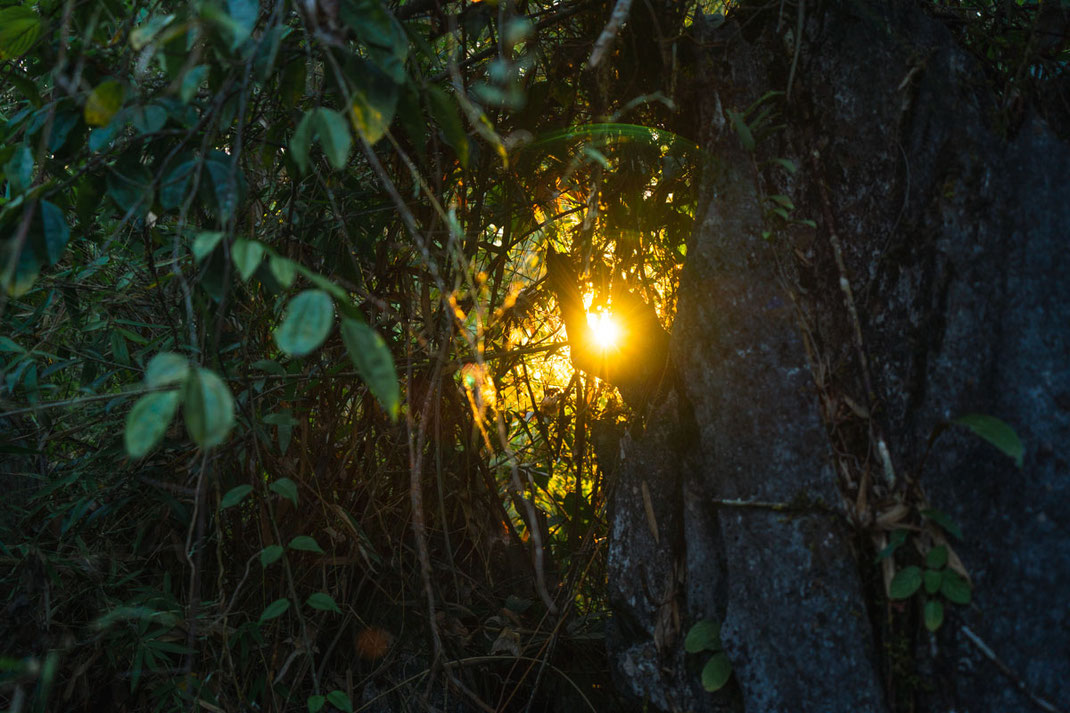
<box><xmin>607</xmin><ymin>2</ymin><xmax>1070</xmax><ymax>712</ymax></box>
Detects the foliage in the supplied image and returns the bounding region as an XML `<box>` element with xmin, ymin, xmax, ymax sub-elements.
<box><xmin>0</xmin><ymin>0</ymin><xmax>698</xmax><ymax>708</ymax></box>
<box><xmin>684</xmin><ymin>618</ymin><xmax>732</xmax><ymax>693</ymax></box>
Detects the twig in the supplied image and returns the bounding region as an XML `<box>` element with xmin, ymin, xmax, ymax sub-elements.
<box><xmin>786</xmin><ymin>0</ymin><xmax>805</xmax><ymax>101</ymax></box>
<box><xmin>960</xmin><ymin>625</ymin><xmax>1066</xmax><ymax>713</ymax></box>
<box><xmin>588</xmin><ymin>0</ymin><xmax>634</xmax><ymax>69</ymax></box>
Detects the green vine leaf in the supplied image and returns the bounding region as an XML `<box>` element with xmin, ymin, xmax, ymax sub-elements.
<box><xmin>924</xmin><ymin>599</ymin><xmax>944</xmax><ymax>631</ymax></box>
<box><xmin>269</xmin><ymin>477</ymin><xmax>298</xmax><ymax>506</ymax></box>
<box><xmin>258</xmin><ymin>598</ymin><xmax>290</xmax><ymax>623</ymax></box>
<box><xmin>701</xmin><ymin>652</ymin><xmax>732</xmax><ymax>692</ymax></box>
<box><xmin>220</xmin><ymin>484</ymin><xmax>253</xmax><ymax>509</ymax></box>
<box><xmin>888</xmin><ymin>566</ymin><xmax>923</xmax><ymax>600</ymax></box>
<box><xmin>259</xmin><ymin>545</ymin><xmax>284</xmax><ymax>567</ymax></box>
<box><xmin>288</xmin><ymin>535</ymin><xmax>324</xmax><ymax>554</ymax></box>
<box><xmin>684</xmin><ymin>619</ymin><xmax>722</xmax><ymax>654</ymax></box>
<box><xmin>953</xmin><ymin>413</ymin><xmax>1024</xmax><ymax>468</ymax></box>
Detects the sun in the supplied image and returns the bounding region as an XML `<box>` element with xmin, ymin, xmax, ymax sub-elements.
<box><xmin>586</xmin><ymin>308</ymin><xmax>621</xmax><ymax>350</ymax></box>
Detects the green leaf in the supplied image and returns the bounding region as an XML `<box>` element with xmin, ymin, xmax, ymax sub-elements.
<box><xmin>341</xmin><ymin>319</ymin><xmax>400</xmax><ymax>420</ymax></box>
<box><xmin>940</xmin><ymin>571</ymin><xmax>972</xmax><ymax>605</ymax></box>
<box><xmin>275</xmin><ymin>290</ymin><xmax>335</xmax><ymax>357</ymax></box>
<box><xmin>306</xmin><ymin>592</ymin><xmax>342</xmax><ymax>614</ymax></box>
<box><xmin>160</xmin><ymin>160</ymin><xmax>195</xmax><ymax>210</ymax></box>
<box><xmin>131</xmin><ymin>104</ymin><xmax>167</xmax><ymax>134</ymax></box>
<box><xmin>426</xmin><ymin>86</ymin><xmax>469</xmax><ymax>168</ymax></box>
<box><xmin>220</xmin><ymin>484</ymin><xmax>253</xmax><ymax>509</ymax></box>
<box><xmin>314</xmin><ymin>108</ymin><xmax>353</xmax><ymax>170</ymax></box>
<box><xmin>258</xmin><ymin>598</ymin><xmax>290</xmax><ymax>623</ymax></box>
<box><xmin>232</xmin><ymin>239</ymin><xmax>265</xmax><ymax>281</ymax></box>
<box><xmin>772</xmin><ymin>157</ymin><xmax>797</xmax><ymax>174</ymax></box>
<box><xmin>260</xmin><ymin>545</ymin><xmax>284</xmax><ymax>567</ymax></box>
<box><xmin>182</xmin><ymin>368</ymin><xmax>235</xmax><ymax>448</ymax></box>
<box><xmin>953</xmin><ymin>413</ymin><xmax>1024</xmax><ymax>468</ymax></box>
<box><xmin>227</xmin><ymin>0</ymin><xmax>259</xmax><ymax>47</ymax></box>
<box><xmin>290</xmin><ymin>110</ymin><xmax>314</xmax><ymax>174</ymax></box>
<box><xmin>145</xmin><ymin>352</ymin><xmax>189</xmax><ymax>388</ymax></box>
<box><xmin>269</xmin><ymin>477</ymin><xmax>298</xmax><ymax>506</ymax></box>
<box><xmin>920</xmin><ymin>508</ymin><xmax>963</xmax><ymax>540</ymax></box>
<box><xmin>106</xmin><ymin>157</ymin><xmax>153</xmax><ymax>217</ymax></box>
<box><xmin>84</xmin><ymin>80</ymin><xmax>125</xmax><ymax>127</ymax></box>
<box><xmin>727</xmin><ymin>109</ymin><xmax>755</xmax><ymax>152</ymax></box>
<box><xmin>348</xmin><ymin>58</ymin><xmax>398</xmax><ymax>145</ymax></box>
<box><xmin>129</xmin><ymin>14</ymin><xmax>175</xmax><ymax>50</ymax></box>
<box><xmin>326</xmin><ymin>690</ymin><xmax>353</xmax><ymax>713</ymax></box>
<box><xmin>192</xmin><ymin>231</ymin><xmax>225</xmax><ymax>262</ymax></box>
<box><xmin>875</xmin><ymin>529</ymin><xmax>908</xmax><ymax>562</ymax></box>
<box><xmin>125</xmin><ymin>391</ymin><xmax>180</xmax><ymax>458</ymax></box>
<box><xmin>307</xmin><ymin>695</ymin><xmax>326</xmax><ymax>713</ymax></box>
<box><xmin>38</xmin><ymin>201</ymin><xmax>70</xmax><ymax>265</ymax></box>
<box><xmin>201</xmin><ymin>151</ymin><xmax>246</xmax><ymax>221</ymax></box>
<box><xmin>925</xmin><ymin>545</ymin><xmax>948</xmax><ymax>570</ymax></box>
<box><xmin>684</xmin><ymin>619</ymin><xmax>722</xmax><ymax>654</ymax></box>
<box><xmin>888</xmin><ymin>566</ymin><xmax>923</xmax><ymax>600</ymax></box>
<box><xmin>0</xmin><ymin>7</ymin><xmax>42</xmax><ymax>60</ymax></box>
<box><xmin>700</xmin><ymin>652</ymin><xmax>732</xmax><ymax>692</ymax></box>
<box><xmin>288</xmin><ymin>535</ymin><xmax>324</xmax><ymax>554</ymax></box>
<box><xmin>269</xmin><ymin>256</ymin><xmax>296</xmax><ymax>288</ymax></box>
<box><xmin>923</xmin><ymin>569</ymin><xmax>943</xmax><ymax>594</ymax></box>
<box><xmin>0</xmin><ymin>336</ymin><xmax>25</xmax><ymax>353</ymax></box>
<box><xmin>923</xmin><ymin>599</ymin><xmax>944</xmax><ymax>632</ymax></box>
<box><xmin>4</xmin><ymin>144</ymin><xmax>33</xmax><ymax>194</ymax></box>
<box><xmin>180</xmin><ymin>65</ymin><xmax>208</xmax><ymax>104</ymax></box>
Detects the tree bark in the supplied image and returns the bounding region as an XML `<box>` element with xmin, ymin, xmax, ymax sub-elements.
<box><xmin>607</xmin><ymin>2</ymin><xmax>1070</xmax><ymax>712</ymax></box>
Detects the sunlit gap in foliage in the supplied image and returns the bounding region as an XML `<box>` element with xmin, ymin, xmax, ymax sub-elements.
<box><xmin>583</xmin><ymin>293</ymin><xmax>622</xmax><ymax>352</ymax></box>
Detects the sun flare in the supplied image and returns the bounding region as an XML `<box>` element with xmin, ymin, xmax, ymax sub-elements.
<box><xmin>587</xmin><ymin>308</ymin><xmax>621</xmax><ymax>350</ymax></box>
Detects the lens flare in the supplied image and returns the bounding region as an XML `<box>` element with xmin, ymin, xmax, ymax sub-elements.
<box><xmin>587</xmin><ymin>308</ymin><xmax>621</xmax><ymax>350</ymax></box>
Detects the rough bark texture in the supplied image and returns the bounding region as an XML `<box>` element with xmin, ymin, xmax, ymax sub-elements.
<box><xmin>607</xmin><ymin>2</ymin><xmax>1070</xmax><ymax>712</ymax></box>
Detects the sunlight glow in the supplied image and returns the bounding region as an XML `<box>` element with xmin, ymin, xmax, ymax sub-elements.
<box><xmin>587</xmin><ymin>308</ymin><xmax>621</xmax><ymax>350</ymax></box>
